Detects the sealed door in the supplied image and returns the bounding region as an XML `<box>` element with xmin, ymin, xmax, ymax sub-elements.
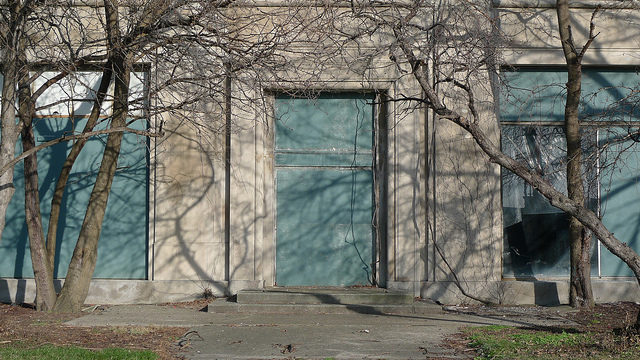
<box><xmin>275</xmin><ymin>93</ymin><xmax>375</xmax><ymax>286</ymax></box>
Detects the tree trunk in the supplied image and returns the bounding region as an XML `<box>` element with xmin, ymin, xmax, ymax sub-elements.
<box><xmin>0</xmin><ymin>59</ymin><xmax>19</xmax><ymax>245</ymax></box>
<box><xmin>400</xmin><ymin>42</ymin><xmax>640</xmax><ymax>314</ymax></box>
<box><xmin>17</xmin><ymin>47</ymin><xmax>57</xmax><ymax>311</ymax></box>
<box><xmin>0</xmin><ymin>1</ymin><xmax>24</xmax><ymax>244</ymax></box>
<box><xmin>52</xmin><ymin>62</ymin><xmax>129</xmax><ymax>312</ymax></box>
<box><xmin>53</xmin><ymin>0</ymin><xmax>129</xmax><ymax>311</ymax></box>
<box><xmin>20</xmin><ymin>117</ymin><xmax>57</xmax><ymax>311</ymax></box>
<box><xmin>45</xmin><ymin>65</ymin><xmax>113</xmax><ymax>270</ymax></box>
<box><xmin>565</xmin><ymin>54</ymin><xmax>594</xmax><ymax>308</ymax></box>
<box><xmin>557</xmin><ymin>0</ymin><xmax>594</xmax><ymax>308</ymax></box>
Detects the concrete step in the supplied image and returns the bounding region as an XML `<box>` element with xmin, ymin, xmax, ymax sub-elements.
<box><xmin>207</xmin><ymin>298</ymin><xmax>444</xmax><ymax>315</ymax></box>
<box><xmin>236</xmin><ymin>287</ymin><xmax>414</xmax><ymax>305</ymax></box>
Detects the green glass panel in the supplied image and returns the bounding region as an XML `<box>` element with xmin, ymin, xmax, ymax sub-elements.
<box><xmin>501</xmin><ymin>69</ymin><xmax>567</xmax><ymax>122</ymax></box>
<box><xmin>501</xmin><ymin>68</ymin><xmax>640</xmax><ymax>123</ymax></box>
<box><xmin>275</xmin><ymin>93</ymin><xmax>374</xmax><ymax>158</ymax></box>
<box><xmin>582</xmin><ymin>70</ymin><xmax>640</xmax><ymax>122</ymax></box>
<box><xmin>599</xmin><ymin>128</ymin><xmax>640</xmax><ymax>276</ymax></box>
<box><xmin>276</xmin><ymin>168</ymin><xmax>373</xmax><ymax>286</ymax></box>
<box><xmin>274</xmin><ymin>92</ymin><xmax>375</xmax><ymax>286</ymax></box>
<box><xmin>0</xmin><ymin>117</ymin><xmax>148</xmax><ymax>279</ymax></box>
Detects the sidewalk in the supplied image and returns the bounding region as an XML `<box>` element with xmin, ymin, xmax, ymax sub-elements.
<box><xmin>66</xmin><ymin>304</ymin><xmax>577</xmax><ymax>359</ymax></box>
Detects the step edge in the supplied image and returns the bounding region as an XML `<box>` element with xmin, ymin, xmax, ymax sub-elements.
<box><xmin>207</xmin><ymin>302</ymin><xmax>443</xmax><ymax>315</ymax></box>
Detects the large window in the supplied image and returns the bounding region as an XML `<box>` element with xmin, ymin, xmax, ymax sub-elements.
<box><xmin>501</xmin><ymin>67</ymin><xmax>640</xmax><ymax>278</ymax></box>
<box><xmin>0</xmin><ymin>71</ymin><xmax>149</xmax><ymax>279</ymax></box>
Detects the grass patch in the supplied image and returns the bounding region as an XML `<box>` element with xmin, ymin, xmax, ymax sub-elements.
<box><xmin>0</xmin><ymin>344</ymin><xmax>157</xmax><ymax>360</ymax></box>
<box><xmin>465</xmin><ymin>325</ymin><xmax>640</xmax><ymax>359</ymax></box>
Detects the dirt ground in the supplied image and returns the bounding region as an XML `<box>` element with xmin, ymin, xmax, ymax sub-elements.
<box><xmin>0</xmin><ymin>299</ymin><xmax>210</xmax><ymax>360</ymax></box>
<box><xmin>1</xmin><ymin>300</ymin><xmax>640</xmax><ymax>359</ymax></box>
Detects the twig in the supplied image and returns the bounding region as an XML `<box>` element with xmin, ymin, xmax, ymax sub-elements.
<box><xmin>0</xmin><ymin>127</ymin><xmax>162</xmax><ymax>177</ymax></box>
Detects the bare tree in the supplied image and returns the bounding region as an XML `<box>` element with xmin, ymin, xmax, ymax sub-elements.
<box><xmin>0</xmin><ymin>0</ymin><xmax>33</xmax><ymax>245</ymax></box>
<box><xmin>556</xmin><ymin>0</ymin><xmax>598</xmax><ymax>308</ymax></box>
<box><xmin>322</xmin><ymin>0</ymin><xmax>640</xmax><ymax>314</ymax></box>
<box><xmin>4</xmin><ymin>0</ymin><xmax>637</xmax><ymax>315</ymax></box>
<box><xmin>2</xmin><ymin>0</ymin><xmax>330</xmax><ymax>312</ymax></box>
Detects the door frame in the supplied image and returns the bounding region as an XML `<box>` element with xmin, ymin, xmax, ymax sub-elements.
<box><xmin>261</xmin><ymin>89</ymin><xmax>388</xmax><ymax>287</ymax></box>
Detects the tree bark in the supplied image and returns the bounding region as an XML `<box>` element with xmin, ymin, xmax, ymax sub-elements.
<box><xmin>0</xmin><ymin>58</ymin><xmax>19</xmax><ymax>246</ymax></box>
<box><xmin>20</xmin><ymin>117</ymin><xmax>57</xmax><ymax>311</ymax></box>
<box><xmin>0</xmin><ymin>1</ymin><xmax>25</xmax><ymax>244</ymax></box>
<box><xmin>556</xmin><ymin>0</ymin><xmax>594</xmax><ymax>308</ymax></box>
<box><xmin>394</xmin><ymin>39</ymin><xmax>640</xmax><ymax>313</ymax></box>
<box><xmin>52</xmin><ymin>64</ymin><xmax>129</xmax><ymax>312</ymax></box>
<box><xmin>17</xmin><ymin>41</ymin><xmax>57</xmax><ymax>311</ymax></box>
<box><xmin>53</xmin><ymin>0</ymin><xmax>129</xmax><ymax>312</ymax></box>
<box><xmin>45</xmin><ymin>65</ymin><xmax>113</xmax><ymax>270</ymax></box>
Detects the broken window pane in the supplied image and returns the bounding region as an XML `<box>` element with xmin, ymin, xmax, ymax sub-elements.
<box><xmin>501</xmin><ymin>125</ymin><xmax>597</xmax><ymax>277</ymax></box>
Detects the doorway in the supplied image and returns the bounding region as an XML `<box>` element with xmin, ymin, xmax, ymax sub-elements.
<box><xmin>274</xmin><ymin>92</ymin><xmax>381</xmax><ymax>286</ymax></box>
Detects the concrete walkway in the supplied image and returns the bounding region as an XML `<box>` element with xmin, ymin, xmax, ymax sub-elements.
<box><xmin>66</xmin><ymin>304</ymin><xmax>577</xmax><ymax>359</ymax></box>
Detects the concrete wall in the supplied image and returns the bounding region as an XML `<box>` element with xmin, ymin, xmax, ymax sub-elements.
<box><xmin>428</xmin><ymin>74</ymin><xmax>503</xmax><ymax>290</ymax></box>
<box><xmin>151</xmin><ymin>113</ymin><xmax>226</xmax><ymax>285</ymax></box>
<box><xmin>227</xmin><ymin>73</ymin><xmax>426</xmax><ymax>292</ymax></box>
<box><xmin>499</xmin><ymin>6</ymin><xmax>640</xmax><ymax>65</ymax></box>
<box><xmin>2</xmin><ymin>2</ymin><xmax>640</xmax><ymax>306</ymax></box>
<box><xmin>416</xmin><ymin>3</ymin><xmax>640</xmax><ymax>305</ymax></box>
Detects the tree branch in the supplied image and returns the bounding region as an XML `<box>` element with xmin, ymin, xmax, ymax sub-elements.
<box><xmin>578</xmin><ymin>5</ymin><xmax>601</xmax><ymax>60</ymax></box>
<box><xmin>0</xmin><ymin>127</ymin><xmax>162</xmax><ymax>177</ymax></box>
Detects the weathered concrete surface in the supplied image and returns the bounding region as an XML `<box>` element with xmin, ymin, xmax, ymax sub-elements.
<box><xmin>66</xmin><ymin>304</ymin><xmax>577</xmax><ymax>359</ymax></box>
<box><xmin>235</xmin><ymin>287</ymin><xmax>414</xmax><ymax>305</ymax></box>
<box><xmin>187</xmin><ymin>313</ymin><xmax>468</xmax><ymax>359</ymax></box>
<box><xmin>0</xmin><ymin>279</ymin><xmax>260</xmax><ymax>305</ymax></box>
<box><xmin>208</xmin><ymin>299</ymin><xmax>441</xmax><ymax>315</ymax></box>
<box><xmin>212</xmin><ymin>286</ymin><xmax>441</xmax><ymax>314</ymax></box>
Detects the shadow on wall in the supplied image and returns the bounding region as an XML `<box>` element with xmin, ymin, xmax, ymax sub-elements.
<box><xmin>427</xmin><ymin>2</ymin><xmax>640</xmax><ymax>303</ymax></box>
<box><xmin>425</xmin><ymin>117</ymin><xmax>502</xmax><ymax>304</ymax></box>
<box><xmin>274</xmin><ymin>94</ymin><xmax>376</xmax><ymax>286</ymax></box>
<box><xmin>0</xmin><ymin>279</ymin><xmax>26</xmax><ymax>304</ymax></box>
<box><xmin>422</xmin><ymin>4</ymin><xmax>640</xmax><ymax>303</ymax></box>
<box><xmin>0</xmin><ymin>117</ymin><xmax>148</xmax><ymax>281</ymax></box>
<box><xmin>153</xmin><ymin>108</ymin><xmax>231</xmax><ymax>296</ymax></box>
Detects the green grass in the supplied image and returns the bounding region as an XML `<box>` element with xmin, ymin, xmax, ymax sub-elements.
<box><xmin>0</xmin><ymin>344</ymin><xmax>157</xmax><ymax>360</ymax></box>
<box><xmin>464</xmin><ymin>325</ymin><xmax>640</xmax><ymax>360</ymax></box>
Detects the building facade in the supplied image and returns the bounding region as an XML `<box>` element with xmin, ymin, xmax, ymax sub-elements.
<box><xmin>1</xmin><ymin>1</ymin><xmax>639</xmax><ymax>305</ymax></box>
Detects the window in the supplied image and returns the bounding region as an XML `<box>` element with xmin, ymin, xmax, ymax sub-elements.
<box><xmin>0</xmin><ymin>71</ymin><xmax>149</xmax><ymax>279</ymax></box>
<box><xmin>501</xmin><ymin>67</ymin><xmax>640</xmax><ymax>278</ymax></box>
